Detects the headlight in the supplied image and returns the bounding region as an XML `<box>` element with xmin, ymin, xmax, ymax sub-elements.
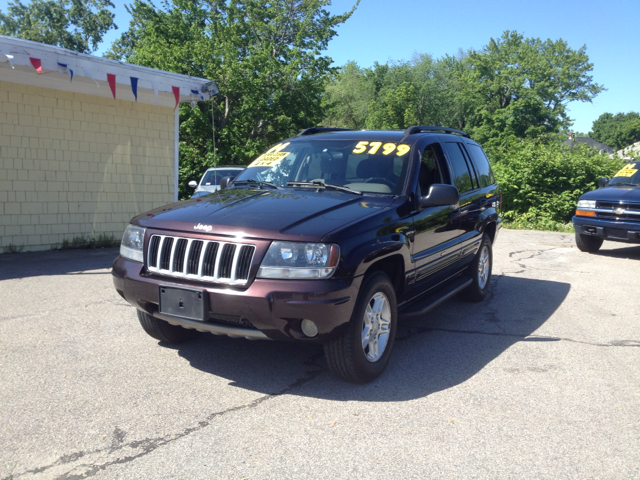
<box><xmin>257</xmin><ymin>241</ymin><xmax>340</xmax><ymax>279</ymax></box>
<box><xmin>577</xmin><ymin>200</ymin><xmax>596</xmax><ymax>208</ymax></box>
<box><xmin>120</xmin><ymin>225</ymin><xmax>146</xmax><ymax>262</ymax></box>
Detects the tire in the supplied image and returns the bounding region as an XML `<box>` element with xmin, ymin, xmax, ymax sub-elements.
<box><xmin>323</xmin><ymin>271</ymin><xmax>397</xmax><ymax>384</ymax></box>
<box><xmin>137</xmin><ymin>310</ymin><xmax>199</xmax><ymax>344</ymax></box>
<box><xmin>465</xmin><ymin>234</ymin><xmax>493</xmax><ymax>302</ymax></box>
<box><xmin>575</xmin><ymin>233</ymin><xmax>603</xmax><ymax>253</ymax></box>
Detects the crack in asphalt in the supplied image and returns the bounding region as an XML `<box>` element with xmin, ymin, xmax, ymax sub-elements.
<box><xmin>397</xmin><ymin>324</ymin><xmax>640</xmax><ymax>348</ymax></box>
<box><xmin>1</xmin><ymin>357</ymin><xmax>325</xmax><ymax>480</ymax></box>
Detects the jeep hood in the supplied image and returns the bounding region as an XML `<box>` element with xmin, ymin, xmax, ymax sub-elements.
<box><xmin>133</xmin><ymin>188</ymin><xmax>395</xmax><ymax>241</ymax></box>
<box><xmin>580</xmin><ymin>186</ymin><xmax>640</xmax><ymax>203</ymax></box>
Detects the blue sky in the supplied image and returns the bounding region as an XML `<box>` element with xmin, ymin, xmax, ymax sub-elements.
<box><xmin>3</xmin><ymin>0</ymin><xmax>639</xmax><ymax>134</ymax></box>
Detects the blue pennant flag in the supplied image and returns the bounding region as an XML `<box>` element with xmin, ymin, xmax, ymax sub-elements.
<box><xmin>191</xmin><ymin>89</ymin><xmax>204</xmax><ymax>100</ymax></box>
<box><xmin>130</xmin><ymin>77</ymin><xmax>139</xmax><ymax>102</ymax></box>
<box><xmin>57</xmin><ymin>62</ymin><xmax>73</xmax><ymax>82</ymax></box>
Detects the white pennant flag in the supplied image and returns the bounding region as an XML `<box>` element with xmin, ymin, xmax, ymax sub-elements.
<box><xmin>152</xmin><ymin>81</ymin><xmax>159</xmax><ymax>108</ymax></box>
<box><xmin>82</xmin><ymin>66</ymin><xmax>99</xmax><ymax>87</ymax></box>
<box><xmin>0</xmin><ymin>53</ymin><xmax>15</xmax><ymax>69</ymax></box>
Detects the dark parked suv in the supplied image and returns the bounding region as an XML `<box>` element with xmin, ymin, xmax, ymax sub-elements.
<box><xmin>573</xmin><ymin>160</ymin><xmax>640</xmax><ymax>252</ymax></box>
<box><xmin>112</xmin><ymin>126</ymin><xmax>502</xmax><ymax>383</ymax></box>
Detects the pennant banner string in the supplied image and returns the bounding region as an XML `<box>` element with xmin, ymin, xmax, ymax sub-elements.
<box><xmin>82</xmin><ymin>67</ymin><xmax>99</xmax><ymax>87</ymax></box>
<box><xmin>107</xmin><ymin>73</ymin><xmax>116</xmax><ymax>99</ymax></box>
<box><xmin>172</xmin><ymin>86</ymin><xmax>180</xmax><ymax>110</ymax></box>
<box><xmin>57</xmin><ymin>62</ymin><xmax>74</xmax><ymax>82</ymax></box>
<box><xmin>0</xmin><ymin>53</ymin><xmax>15</xmax><ymax>69</ymax></box>
<box><xmin>152</xmin><ymin>81</ymin><xmax>159</xmax><ymax>108</ymax></box>
<box><xmin>130</xmin><ymin>77</ymin><xmax>138</xmax><ymax>102</ymax></box>
<box><xmin>29</xmin><ymin>57</ymin><xmax>42</xmax><ymax>74</ymax></box>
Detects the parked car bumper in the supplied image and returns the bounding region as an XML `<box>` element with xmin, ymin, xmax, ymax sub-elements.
<box><xmin>572</xmin><ymin>216</ymin><xmax>640</xmax><ymax>244</ymax></box>
<box><xmin>112</xmin><ymin>256</ymin><xmax>362</xmax><ymax>343</ymax></box>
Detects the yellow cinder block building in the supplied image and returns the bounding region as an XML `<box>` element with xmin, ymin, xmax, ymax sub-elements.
<box><xmin>0</xmin><ymin>36</ymin><xmax>211</xmax><ymax>252</ymax></box>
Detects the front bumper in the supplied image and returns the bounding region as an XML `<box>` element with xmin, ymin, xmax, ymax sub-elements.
<box><xmin>572</xmin><ymin>216</ymin><xmax>640</xmax><ymax>244</ymax></box>
<box><xmin>112</xmin><ymin>256</ymin><xmax>362</xmax><ymax>343</ymax></box>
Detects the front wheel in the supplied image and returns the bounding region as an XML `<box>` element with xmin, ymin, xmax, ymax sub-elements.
<box><xmin>323</xmin><ymin>271</ymin><xmax>397</xmax><ymax>384</ymax></box>
<box><xmin>465</xmin><ymin>234</ymin><xmax>493</xmax><ymax>302</ymax></box>
<box><xmin>575</xmin><ymin>233</ymin><xmax>603</xmax><ymax>253</ymax></box>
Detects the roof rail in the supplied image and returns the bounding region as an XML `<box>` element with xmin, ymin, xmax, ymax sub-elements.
<box><xmin>297</xmin><ymin>127</ymin><xmax>355</xmax><ymax>137</ymax></box>
<box><xmin>403</xmin><ymin>126</ymin><xmax>470</xmax><ymax>138</ymax></box>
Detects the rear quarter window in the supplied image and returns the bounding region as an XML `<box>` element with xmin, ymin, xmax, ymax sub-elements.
<box><xmin>444</xmin><ymin>142</ymin><xmax>476</xmax><ymax>193</ymax></box>
<box><xmin>465</xmin><ymin>144</ymin><xmax>495</xmax><ymax>187</ymax></box>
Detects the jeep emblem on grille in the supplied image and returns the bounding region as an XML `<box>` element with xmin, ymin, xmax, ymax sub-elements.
<box><xmin>194</xmin><ymin>223</ymin><xmax>213</xmax><ymax>232</ymax></box>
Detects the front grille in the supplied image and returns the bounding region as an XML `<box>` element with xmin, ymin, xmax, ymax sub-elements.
<box><xmin>595</xmin><ymin>201</ymin><xmax>640</xmax><ymax>223</ymax></box>
<box><xmin>147</xmin><ymin>235</ymin><xmax>256</xmax><ymax>285</ymax></box>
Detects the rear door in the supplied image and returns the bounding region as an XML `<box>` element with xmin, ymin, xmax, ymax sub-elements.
<box><xmin>441</xmin><ymin>141</ymin><xmax>486</xmax><ymax>255</ymax></box>
<box><xmin>458</xmin><ymin>142</ymin><xmax>499</xmax><ymax>237</ymax></box>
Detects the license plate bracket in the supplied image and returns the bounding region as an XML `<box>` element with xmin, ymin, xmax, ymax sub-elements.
<box><xmin>159</xmin><ymin>285</ymin><xmax>208</xmax><ymax>321</ymax></box>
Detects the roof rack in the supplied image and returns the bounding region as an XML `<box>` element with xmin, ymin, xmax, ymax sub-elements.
<box><xmin>403</xmin><ymin>126</ymin><xmax>470</xmax><ymax>138</ymax></box>
<box><xmin>297</xmin><ymin>127</ymin><xmax>355</xmax><ymax>137</ymax></box>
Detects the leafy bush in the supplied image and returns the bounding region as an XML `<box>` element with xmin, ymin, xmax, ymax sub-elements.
<box><xmin>488</xmin><ymin>137</ymin><xmax>625</xmax><ymax>230</ymax></box>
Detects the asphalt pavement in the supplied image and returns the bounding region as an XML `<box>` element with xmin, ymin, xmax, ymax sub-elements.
<box><xmin>1</xmin><ymin>229</ymin><xmax>639</xmax><ymax>479</ymax></box>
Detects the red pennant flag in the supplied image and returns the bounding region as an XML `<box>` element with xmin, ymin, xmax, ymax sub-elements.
<box><xmin>107</xmin><ymin>74</ymin><xmax>116</xmax><ymax>99</ymax></box>
<box><xmin>172</xmin><ymin>86</ymin><xmax>180</xmax><ymax>110</ymax></box>
<box><xmin>29</xmin><ymin>57</ymin><xmax>42</xmax><ymax>74</ymax></box>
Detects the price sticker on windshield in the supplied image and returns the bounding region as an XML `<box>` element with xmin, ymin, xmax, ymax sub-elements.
<box><xmin>352</xmin><ymin>142</ymin><xmax>410</xmax><ymax>156</ymax></box>
<box><xmin>249</xmin><ymin>142</ymin><xmax>290</xmax><ymax>167</ymax></box>
<box><xmin>614</xmin><ymin>164</ymin><xmax>638</xmax><ymax>178</ymax></box>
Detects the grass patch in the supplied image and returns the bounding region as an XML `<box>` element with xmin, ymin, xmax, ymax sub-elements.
<box><xmin>56</xmin><ymin>234</ymin><xmax>120</xmax><ymax>250</ymax></box>
<box><xmin>2</xmin><ymin>243</ymin><xmax>24</xmax><ymax>254</ymax></box>
<box><xmin>503</xmin><ymin>220</ymin><xmax>574</xmax><ymax>233</ymax></box>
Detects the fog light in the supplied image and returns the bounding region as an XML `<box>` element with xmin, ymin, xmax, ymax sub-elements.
<box><xmin>301</xmin><ymin>319</ymin><xmax>318</xmax><ymax>338</ymax></box>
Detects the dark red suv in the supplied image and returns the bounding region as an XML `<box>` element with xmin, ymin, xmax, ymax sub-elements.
<box><xmin>112</xmin><ymin>126</ymin><xmax>501</xmax><ymax>383</ymax></box>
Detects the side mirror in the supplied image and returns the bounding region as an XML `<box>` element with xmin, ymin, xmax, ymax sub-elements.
<box><xmin>188</xmin><ymin>180</ymin><xmax>198</xmax><ymax>188</ymax></box>
<box><xmin>420</xmin><ymin>184</ymin><xmax>460</xmax><ymax>209</ymax></box>
<box><xmin>219</xmin><ymin>176</ymin><xmax>234</xmax><ymax>190</ymax></box>
<box><xmin>597</xmin><ymin>177</ymin><xmax>609</xmax><ymax>188</ymax></box>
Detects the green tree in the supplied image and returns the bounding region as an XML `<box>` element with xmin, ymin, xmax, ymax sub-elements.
<box><xmin>107</xmin><ymin>0</ymin><xmax>358</xmax><ymax>199</ymax></box>
<box><xmin>357</xmin><ymin>55</ymin><xmax>465</xmax><ymax>130</ymax></box>
<box><xmin>322</xmin><ymin>61</ymin><xmax>374</xmax><ymax>129</ymax></box>
<box><xmin>460</xmin><ymin>31</ymin><xmax>604</xmax><ymax>145</ymax></box>
<box><xmin>0</xmin><ymin>0</ymin><xmax>117</xmax><ymax>53</ymax></box>
<box><xmin>589</xmin><ymin>112</ymin><xmax>640</xmax><ymax>151</ymax></box>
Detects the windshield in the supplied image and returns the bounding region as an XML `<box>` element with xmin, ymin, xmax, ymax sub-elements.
<box><xmin>233</xmin><ymin>139</ymin><xmax>413</xmax><ymax>195</ymax></box>
<box><xmin>201</xmin><ymin>169</ymin><xmax>242</xmax><ymax>186</ymax></box>
<box><xmin>609</xmin><ymin>162</ymin><xmax>640</xmax><ymax>187</ymax></box>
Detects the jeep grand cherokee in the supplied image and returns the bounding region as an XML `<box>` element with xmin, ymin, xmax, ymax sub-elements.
<box><xmin>112</xmin><ymin>126</ymin><xmax>502</xmax><ymax>383</ymax></box>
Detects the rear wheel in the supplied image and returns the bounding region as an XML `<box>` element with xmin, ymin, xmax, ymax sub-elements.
<box><xmin>465</xmin><ymin>234</ymin><xmax>492</xmax><ymax>302</ymax></box>
<box><xmin>324</xmin><ymin>272</ymin><xmax>397</xmax><ymax>383</ymax></box>
<box><xmin>137</xmin><ymin>310</ymin><xmax>199</xmax><ymax>344</ymax></box>
<box><xmin>575</xmin><ymin>233</ymin><xmax>603</xmax><ymax>253</ymax></box>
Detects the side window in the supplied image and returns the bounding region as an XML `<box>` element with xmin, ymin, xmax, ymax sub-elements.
<box><xmin>418</xmin><ymin>143</ymin><xmax>448</xmax><ymax>195</ymax></box>
<box><xmin>465</xmin><ymin>144</ymin><xmax>495</xmax><ymax>188</ymax></box>
<box><xmin>444</xmin><ymin>142</ymin><xmax>475</xmax><ymax>194</ymax></box>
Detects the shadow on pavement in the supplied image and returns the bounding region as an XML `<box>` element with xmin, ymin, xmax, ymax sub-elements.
<box><xmin>590</xmin><ymin>244</ymin><xmax>640</xmax><ymax>260</ymax></box>
<box><xmin>0</xmin><ymin>248</ymin><xmax>119</xmax><ymax>281</ymax></box>
<box><xmin>173</xmin><ymin>274</ymin><xmax>570</xmax><ymax>402</ymax></box>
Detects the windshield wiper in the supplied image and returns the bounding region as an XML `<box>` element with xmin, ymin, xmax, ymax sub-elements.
<box><xmin>232</xmin><ymin>179</ymin><xmax>280</xmax><ymax>189</ymax></box>
<box><xmin>287</xmin><ymin>181</ymin><xmax>362</xmax><ymax>196</ymax></box>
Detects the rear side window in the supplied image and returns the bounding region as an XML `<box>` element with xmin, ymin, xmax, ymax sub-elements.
<box><xmin>444</xmin><ymin>142</ymin><xmax>476</xmax><ymax>194</ymax></box>
<box><xmin>465</xmin><ymin>144</ymin><xmax>495</xmax><ymax>187</ymax></box>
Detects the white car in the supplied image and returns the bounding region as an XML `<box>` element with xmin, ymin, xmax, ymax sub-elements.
<box><xmin>189</xmin><ymin>166</ymin><xmax>244</xmax><ymax>198</ymax></box>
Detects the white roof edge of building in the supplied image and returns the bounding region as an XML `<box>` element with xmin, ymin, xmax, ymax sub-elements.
<box><xmin>0</xmin><ymin>35</ymin><xmax>215</xmax><ymax>107</ymax></box>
